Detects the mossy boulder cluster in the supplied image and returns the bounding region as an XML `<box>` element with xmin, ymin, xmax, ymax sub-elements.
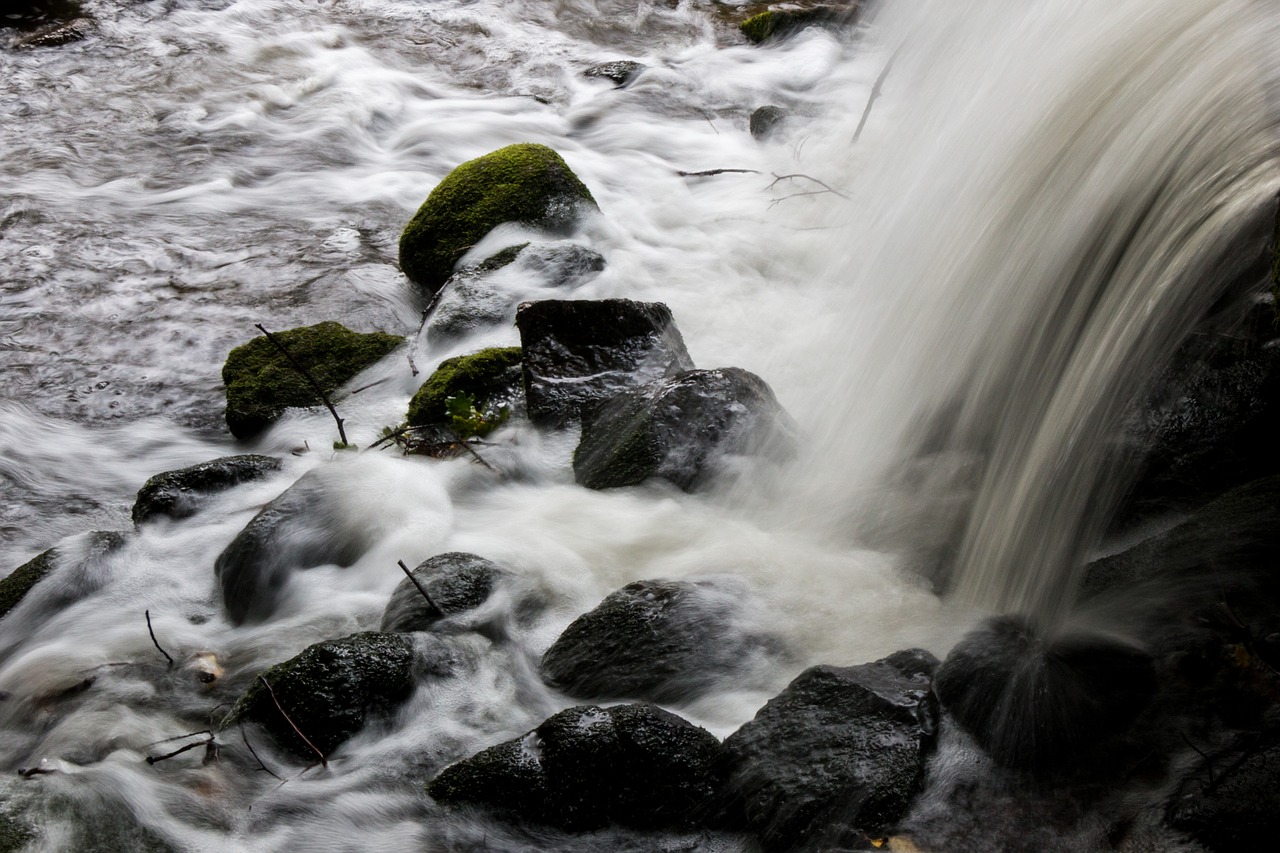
<box><xmin>398</xmin><ymin>143</ymin><xmax>598</xmax><ymax>296</ymax></box>
<box><xmin>405</xmin><ymin>346</ymin><xmax>522</xmax><ymax>435</ymax></box>
<box><xmin>222</xmin><ymin>322</ymin><xmax>402</xmax><ymax>439</ymax></box>
<box><xmin>738</xmin><ymin>3</ymin><xmax>861</xmax><ymax>44</ymax></box>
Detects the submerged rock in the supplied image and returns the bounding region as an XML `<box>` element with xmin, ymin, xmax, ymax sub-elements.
<box><xmin>517</xmin><ymin>299</ymin><xmax>694</xmax><ymax>426</ymax></box>
<box><xmin>739</xmin><ymin>3</ymin><xmax>861</xmax><ymax>44</ymax></box>
<box><xmin>583</xmin><ymin>60</ymin><xmax>645</xmax><ymax>87</ymax></box>
<box><xmin>399</xmin><ymin>143</ymin><xmax>599</xmax><ymax>296</ymax></box>
<box><xmin>540</xmin><ymin>577</ymin><xmax>787</xmax><ymax>703</ymax></box>
<box><xmin>749</xmin><ymin>105</ymin><xmax>788</xmax><ymax>140</ymax></box>
<box><xmin>935</xmin><ymin>616</ymin><xmax>1156</xmax><ymax>773</ymax></box>
<box><xmin>405</xmin><ymin>347</ymin><xmax>523</xmax><ymax>438</ymax></box>
<box><xmin>573</xmin><ymin>367</ymin><xmax>795</xmax><ymax>491</ymax></box>
<box><xmin>0</xmin><ymin>550</ymin><xmax>56</xmax><ymax>621</ymax></box>
<box><xmin>720</xmin><ymin>649</ymin><xmax>939</xmax><ymax>851</ymax></box>
<box><xmin>222</xmin><ymin>632</ymin><xmax>417</xmax><ymax>758</ymax></box>
<box><xmin>428</xmin><ymin>703</ymin><xmax>725</xmax><ymax>831</ymax></box>
<box><xmin>131</xmin><ymin>454</ymin><xmax>283</xmax><ymax>525</ymax></box>
<box><xmin>380</xmin><ymin>552</ymin><xmax>511</xmax><ymax>634</ymax></box>
<box><xmin>221</xmin><ymin>322</ymin><xmax>402</xmax><ymax>439</ymax></box>
<box><xmin>0</xmin><ymin>531</ymin><xmax>126</xmax><ymax>622</ymax></box>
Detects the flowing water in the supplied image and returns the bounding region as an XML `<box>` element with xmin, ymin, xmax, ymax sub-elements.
<box><xmin>2</xmin><ymin>0</ymin><xmax>1278</xmax><ymax>850</ymax></box>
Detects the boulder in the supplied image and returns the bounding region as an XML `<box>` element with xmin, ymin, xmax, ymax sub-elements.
<box><xmin>0</xmin><ymin>808</ymin><xmax>31</xmax><ymax>853</ymax></box>
<box><xmin>739</xmin><ymin>3</ymin><xmax>861</xmax><ymax>45</ymax></box>
<box><xmin>0</xmin><ymin>530</ymin><xmax>126</xmax><ymax>622</ymax></box>
<box><xmin>222</xmin><ymin>632</ymin><xmax>417</xmax><ymax>759</ymax></box>
<box><xmin>405</xmin><ymin>347</ymin><xmax>523</xmax><ymax>438</ymax></box>
<box><xmin>428</xmin><ymin>702</ymin><xmax>725</xmax><ymax>831</ymax></box>
<box><xmin>222</xmin><ymin>322</ymin><xmax>402</xmax><ymax>439</ymax></box>
<box><xmin>583</xmin><ymin>60</ymin><xmax>646</xmax><ymax>87</ymax></box>
<box><xmin>1167</xmin><ymin>734</ymin><xmax>1280</xmax><ymax>853</ymax></box>
<box><xmin>720</xmin><ymin>649</ymin><xmax>939</xmax><ymax>851</ymax></box>
<box><xmin>131</xmin><ymin>454</ymin><xmax>283</xmax><ymax>525</ymax></box>
<box><xmin>516</xmin><ymin>299</ymin><xmax>694</xmax><ymax>426</ymax></box>
<box><xmin>749</xmin><ymin>105</ymin><xmax>788</xmax><ymax>140</ymax></box>
<box><xmin>0</xmin><ymin>550</ymin><xmax>56</xmax><ymax>621</ymax></box>
<box><xmin>399</xmin><ymin>143</ymin><xmax>598</xmax><ymax>296</ymax></box>
<box><xmin>426</xmin><ymin>243</ymin><xmax>605</xmax><ymax>343</ymax></box>
<box><xmin>12</xmin><ymin>16</ymin><xmax>93</xmax><ymax>47</ymax></box>
<box><xmin>540</xmin><ymin>577</ymin><xmax>787</xmax><ymax>703</ymax></box>
<box><xmin>934</xmin><ymin>616</ymin><xmax>1156</xmax><ymax>773</ymax></box>
<box><xmin>573</xmin><ymin>367</ymin><xmax>795</xmax><ymax>491</ymax></box>
<box><xmin>380</xmin><ymin>552</ymin><xmax>511</xmax><ymax>634</ymax></box>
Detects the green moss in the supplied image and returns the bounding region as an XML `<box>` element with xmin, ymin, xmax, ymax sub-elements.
<box><xmin>406</xmin><ymin>347</ymin><xmax>523</xmax><ymax>433</ymax></box>
<box><xmin>0</xmin><ymin>809</ymin><xmax>33</xmax><ymax>853</ymax></box>
<box><xmin>0</xmin><ymin>548</ymin><xmax>56</xmax><ymax>621</ymax></box>
<box><xmin>221</xmin><ymin>322</ymin><xmax>403</xmax><ymax>439</ymax></box>
<box><xmin>398</xmin><ymin>144</ymin><xmax>597</xmax><ymax>295</ymax></box>
<box><xmin>222</xmin><ymin>632</ymin><xmax>415</xmax><ymax>759</ymax></box>
<box><xmin>740</xmin><ymin>10</ymin><xmax>778</xmax><ymax>43</ymax></box>
<box><xmin>739</xmin><ymin>5</ymin><xmax>854</xmax><ymax>44</ymax></box>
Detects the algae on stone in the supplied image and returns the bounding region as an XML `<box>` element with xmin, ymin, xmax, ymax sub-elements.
<box><xmin>398</xmin><ymin>143</ymin><xmax>598</xmax><ymax>296</ymax></box>
<box><xmin>0</xmin><ymin>549</ymin><xmax>56</xmax><ymax>621</ymax></box>
<box><xmin>406</xmin><ymin>347</ymin><xmax>523</xmax><ymax>434</ymax></box>
<box><xmin>221</xmin><ymin>322</ymin><xmax>403</xmax><ymax>439</ymax></box>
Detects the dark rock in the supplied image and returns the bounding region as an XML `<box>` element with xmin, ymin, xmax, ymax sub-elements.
<box><xmin>1</xmin><ymin>0</ymin><xmax>82</xmax><ymax>30</ymax></box>
<box><xmin>131</xmin><ymin>455</ymin><xmax>283</xmax><ymax>525</ymax></box>
<box><xmin>0</xmin><ymin>807</ymin><xmax>31</xmax><ymax>853</ymax></box>
<box><xmin>541</xmin><ymin>577</ymin><xmax>787</xmax><ymax>703</ymax></box>
<box><xmin>517</xmin><ymin>299</ymin><xmax>694</xmax><ymax>426</ymax></box>
<box><xmin>749</xmin><ymin>105</ymin><xmax>788</xmax><ymax>140</ymax></box>
<box><xmin>573</xmin><ymin>367</ymin><xmax>796</xmax><ymax>491</ymax></box>
<box><xmin>1167</xmin><ymin>734</ymin><xmax>1280</xmax><ymax>853</ymax></box>
<box><xmin>427</xmin><ymin>243</ymin><xmax>605</xmax><ymax>343</ymax></box>
<box><xmin>720</xmin><ymin>650</ymin><xmax>939</xmax><ymax>851</ymax></box>
<box><xmin>0</xmin><ymin>530</ymin><xmax>126</xmax><ymax>623</ymax></box>
<box><xmin>935</xmin><ymin>616</ymin><xmax>1156</xmax><ymax>773</ymax></box>
<box><xmin>12</xmin><ymin>15</ymin><xmax>92</xmax><ymax>47</ymax></box>
<box><xmin>0</xmin><ymin>549</ymin><xmax>56</xmax><ymax>621</ymax></box>
<box><xmin>405</xmin><ymin>347</ymin><xmax>523</xmax><ymax>438</ymax></box>
<box><xmin>428</xmin><ymin>703</ymin><xmax>725</xmax><ymax>831</ymax></box>
<box><xmin>214</xmin><ymin>469</ymin><xmax>379</xmax><ymax>625</ymax></box>
<box><xmin>380</xmin><ymin>552</ymin><xmax>510</xmax><ymax>634</ymax></box>
<box><xmin>739</xmin><ymin>3</ymin><xmax>861</xmax><ymax>45</ymax></box>
<box><xmin>399</xmin><ymin>143</ymin><xmax>599</xmax><ymax>296</ymax></box>
<box><xmin>583</xmin><ymin>60</ymin><xmax>646</xmax><ymax>87</ymax></box>
<box><xmin>222</xmin><ymin>632</ymin><xmax>417</xmax><ymax>758</ymax></box>
<box><xmin>221</xmin><ymin>322</ymin><xmax>402</xmax><ymax>439</ymax></box>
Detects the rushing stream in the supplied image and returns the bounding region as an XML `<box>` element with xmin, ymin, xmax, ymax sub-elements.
<box><xmin>3</xmin><ymin>0</ymin><xmax>1279</xmax><ymax>850</ymax></box>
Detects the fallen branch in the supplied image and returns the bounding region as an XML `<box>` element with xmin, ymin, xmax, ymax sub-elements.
<box><xmin>398</xmin><ymin>559</ymin><xmax>443</xmax><ymax>617</ymax></box>
<box><xmin>852</xmin><ymin>48</ymin><xmax>900</xmax><ymax>144</ymax></box>
<box><xmin>768</xmin><ymin>173</ymin><xmax>850</xmax><ymax>199</ymax></box>
<box><xmin>145</xmin><ymin>731</ymin><xmax>215</xmax><ymax>765</ymax></box>
<box><xmin>239</xmin><ymin>724</ymin><xmax>284</xmax><ymax>781</ymax></box>
<box><xmin>254</xmin><ymin>324</ymin><xmax>349</xmax><ymax>447</ymax></box>
<box><xmin>676</xmin><ymin>168</ymin><xmax>760</xmax><ymax>177</ymax></box>
<box><xmin>145</xmin><ymin>610</ymin><xmax>174</xmax><ymax>668</ymax></box>
<box><xmin>258</xmin><ymin>675</ymin><xmax>328</xmax><ymax>769</ymax></box>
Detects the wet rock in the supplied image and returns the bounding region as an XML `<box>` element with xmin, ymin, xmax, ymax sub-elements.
<box><xmin>428</xmin><ymin>703</ymin><xmax>725</xmax><ymax>831</ymax></box>
<box><xmin>380</xmin><ymin>552</ymin><xmax>511</xmax><ymax>634</ymax></box>
<box><xmin>739</xmin><ymin>3</ymin><xmax>861</xmax><ymax>45</ymax></box>
<box><xmin>12</xmin><ymin>15</ymin><xmax>92</xmax><ymax>47</ymax></box>
<box><xmin>583</xmin><ymin>60</ymin><xmax>646</xmax><ymax>87</ymax></box>
<box><xmin>720</xmin><ymin>649</ymin><xmax>939</xmax><ymax>851</ymax></box>
<box><xmin>427</xmin><ymin>243</ymin><xmax>605</xmax><ymax>343</ymax></box>
<box><xmin>1167</xmin><ymin>734</ymin><xmax>1280</xmax><ymax>853</ymax></box>
<box><xmin>221</xmin><ymin>321</ymin><xmax>402</xmax><ymax>439</ymax></box>
<box><xmin>222</xmin><ymin>632</ymin><xmax>417</xmax><ymax>759</ymax></box>
<box><xmin>517</xmin><ymin>299</ymin><xmax>694</xmax><ymax>426</ymax></box>
<box><xmin>405</xmin><ymin>347</ymin><xmax>523</xmax><ymax>438</ymax></box>
<box><xmin>749</xmin><ymin>105</ymin><xmax>788</xmax><ymax>140</ymax></box>
<box><xmin>131</xmin><ymin>454</ymin><xmax>283</xmax><ymax>525</ymax></box>
<box><xmin>1</xmin><ymin>0</ymin><xmax>82</xmax><ymax>30</ymax></box>
<box><xmin>0</xmin><ymin>531</ymin><xmax>126</xmax><ymax>622</ymax></box>
<box><xmin>399</xmin><ymin>143</ymin><xmax>599</xmax><ymax>296</ymax></box>
<box><xmin>573</xmin><ymin>367</ymin><xmax>796</xmax><ymax>491</ymax></box>
<box><xmin>935</xmin><ymin>616</ymin><xmax>1156</xmax><ymax>773</ymax></box>
<box><xmin>541</xmin><ymin>577</ymin><xmax>787</xmax><ymax>703</ymax></box>
<box><xmin>0</xmin><ymin>807</ymin><xmax>31</xmax><ymax>853</ymax></box>
<box><xmin>0</xmin><ymin>550</ymin><xmax>56</xmax><ymax>621</ymax></box>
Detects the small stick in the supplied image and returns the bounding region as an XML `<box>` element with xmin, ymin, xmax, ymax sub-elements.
<box><xmin>254</xmin><ymin>324</ymin><xmax>348</xmax><ymax>446</ymax></box>
<box><xmin>144</xmin><ymin>730</ymin><xmax>213</xmax><ymax>749</ymax></box>
<box><xmin>768</xmin><ymin>189</ymin><xmax>842</xmax><ymax>210</ymax></box>
<box><xmin>455</xmin><ymin>438</ymin><xmax>499</xmax><ymax>474</ymax></box>
<box><xmin>398</xmin><ymin>560</ymin><xmax>443</xmax><ymax>617</ymax></box>
<box><xmin>239</xmin><ymin>724</ymin><xmax>284</xmax><ymax>781</ymax></box>
<box><xmin>768</xmin><ymin>173</ymin><xmax>850</xmax><ymax>199</ymax></box>
<box><xmin>145</xmin><ymin>610</ymin><xmax>174</xmax><ymax>668</ymax></box>
<box><xmin>676</xmin><ymin>168</ymin><xmax>760</xmax><ymax>177</ymax></box>
<box><xmin>146</xmin><ymin>736</ymin><xmax>213</xmax><ymax>765</ymax></box>
<box><xmin>852</xmin><ymin>48</ymin><xmax>900</xmax><ymax>144</ymax></box>
<box><xmin>258</xmin><ymin>676</ymin><xmax>328</xmax><ymax>769</ymax></box>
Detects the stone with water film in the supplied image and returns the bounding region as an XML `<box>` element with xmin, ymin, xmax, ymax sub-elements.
<box><xmin>380</xmin><ymin>552</ymin><xmax>516</xmax><ymax>635</ymax></box>
<box><xmin>517</xmin><ymin>298</ymin><xmax>695</xmax><ymax>426</ymax></box>
<box><xmin>719</xmin><ymin>649</ymin><xmax>939</xmax><ymax>851</ymax></box>
<box><xmin>573</xmin><ymin>366</ymin><xmax>796</xmax><ymax>491</ymax></box>
<box><xmin>428</xmin><ymin>703</ymin><xmax>725</xmax><ymax>831</ymax></box>
<box><xmin>131</xmin><ymin>454</ymin><xmax>282</xmax><ymax>525</ymax></box>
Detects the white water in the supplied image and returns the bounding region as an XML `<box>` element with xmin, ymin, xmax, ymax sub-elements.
<box><xmin>2</xmin><ymin>0</ymin><xmax>1278</xmax><ymax>850</ymax></box>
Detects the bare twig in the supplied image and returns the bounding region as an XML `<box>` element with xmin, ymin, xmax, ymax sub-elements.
<box><xmin>145</xmin><ymin>610</ymin><xmax>174</xmax><ymax>668</ymax></box>
<box><xmin>768</xmin><ymin>173</ymin><xmax>850</xmax><ymax>199</ymax></box>
<box><xmin>852</xmin><ymin>48</ymin><xmax>900</xmax><ymax>143</ymax></box>
<box><xmin>1181</xmin><ymin>732</ymin><xmax>1214</xmax><ymax>786</ymax></box>
<box><xmin>702</xmin><ymin>112</ymin><xmax>720</xmax><ymax>135</ymax></box>
<box><xmin>676</xmin><ymin>168</ymin><xmax>760</xmax><ymax>177</ymax></box>
<box><xmin>146</xmin><ymin>733</ymin><xmax>215</xmax><ymax>765</ymax></box>
<box><xmin>254</xmin><ymin>324</ymin><xmax>349</xmax><ymax>446</ymax></box>
<box><xmin>398</xmin><ymin>560</ymin><xmax>443</xmax><ymax>617</ymax></box>
<box><xmin>144</xmin><ymin>730</ymin><xmax>213</xmax><ymax>749</ymax></box>
<box><xmin>454</xmin><ymin>436</ymin><xmax>499</xmax><ymax>473</ymax></box>
<box><xmin>239</xmin><ymin>723</ymin><xmax>284</xmax><ymax>781</ymax></box>
<box><xmin>350</xmin><ymin>376</ymin><xmax>393</xmax><ymax>395</ymax></box>
<box><xmin>258</xmin><ymin>676</ymin><xmax>328</xmax><ymax>769</ymax></box>
<box><xmin>768</xmin><ymin>190</ymin><xmax>843</xmax><ymax>209</ymax></box>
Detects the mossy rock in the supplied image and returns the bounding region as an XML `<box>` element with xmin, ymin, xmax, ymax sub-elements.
<box><xmin>398</xmin><ymin>143</ymin><xmax>598</xmax><ymax>296</ymax></box>
<box><xmin>132</xmin><ymin>454</ymin><xmax>282</xmax><ymax>525</ymax></box>
<box><xmin>406</xmin><ymin>347</ymin><xmax>523</xmax><ymax>434</ymax></box>
<box><xmin>739</xmin><ymin>4</ymin><xmax>859</xmax><ymax>44</ymax></box>
<box><xmin>0</xmin><ymin>548</ymin><xmax>57</xmax><ymax>621</ymax></box>
<box><xmin>0</xmin><ymin>807</ymin><xmax>33</xmax><ymax>853</ymax></box>
<box><xmin>222</xmin><ymin>632</ymin><xmax>416</xmax><ymax>759</ymax></box>
<box><xmin>222</xmin><ymin>322</ymin><xmax>403</xmax><ymax>439</ymax></box>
